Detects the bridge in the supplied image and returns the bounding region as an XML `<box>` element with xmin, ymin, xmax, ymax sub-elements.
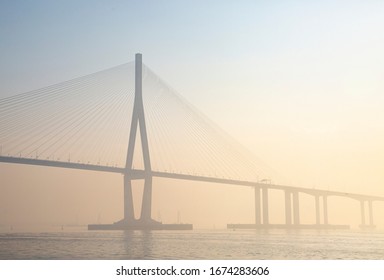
<box><xmin>1</xmin><ymin>54</ymin><xmax>383</xmax><ymax>230</ymax></box>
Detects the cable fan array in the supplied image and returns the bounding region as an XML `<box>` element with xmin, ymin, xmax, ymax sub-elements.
<box><xmin>0</xmin><ymin>63</ymin><xmax>135</xmax><ymax>167</ymax></box>
<box><xmin>0</xmin><ymin>61</ymin><xmax>277</xmax><ymax>182</ymax></box>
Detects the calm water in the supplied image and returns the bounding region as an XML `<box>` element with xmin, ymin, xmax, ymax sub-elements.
<box><xmin>0</xmin><ymin>228</ymin><xmax>383</xmax><ymax>260</ymax></box>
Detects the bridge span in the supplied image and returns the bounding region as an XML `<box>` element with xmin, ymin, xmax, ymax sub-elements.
<box><xmin>1</xmin><ymin>155</ymin><xmax>382</xmax><ymax>229</ymax></box>
<box><xmin>1</xmin><ymin>53</ymin><xmax>383</xmax><ymax>230</ymax></box>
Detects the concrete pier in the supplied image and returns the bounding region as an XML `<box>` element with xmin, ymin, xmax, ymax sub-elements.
<box><xmin>227</xmin><ymin>224</ymin><xmax>350</xmax><ymax>230</ymax></box>
<box><xmin>124</xmin><ymin>175</ymin><xmax>135</xmax><ymax>221</ymax></box>
<box><xmin>254</xmin><ymin>187</ymin><xmax>261</xmax><ymax>225</ymax></box>
<box><xmin>262</xmin><ymin>187</ymin><xmax>269</xmax><ymax>225</ymax></box>
<box><xmin>369</xmin><ymin>201</ymin><xmax>374</xmax><ymax>226</ymax></box>
<box><xmin>293</xmin><ymin>191</ymin><xmax>300</xmax><ymax>225</ymax></box>
<box><xmin>285</xmin><ymin>191</ymin><xmax>292</xmax><ymax>225</ymax></box>
<box><xmin>323</xmin><ymin>195</ymin><xmax>328</xmax><ymax>225</ymax></box>
<box><xmin>228</xmin><ymin>185</ymin><xmax>351</xmax><ymax>230</ymax></box>
<box><xmin>315</xmin><ymin>195</ymin><xmax>320</xmax><ymax>225</ymax></box>
<box><xmin>359</xmin><ymin>200</ymin><xmax>375</xmax><ymax>229</ymax></box>
<box><xmin>360</xmin><ymin>200</ymin><xmax>366</xmax><ymax>226</ymax></box>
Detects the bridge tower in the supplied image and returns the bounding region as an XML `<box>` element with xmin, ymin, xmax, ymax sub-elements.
<box><xmin>89</xmin><ymin>54</ymin><xmax>192</xmax><ymax>230</ymax></box>
<box><xmin>120</xmin><ymin>53</ymin><xmax>157</xmax><ymax>226</ymax></box>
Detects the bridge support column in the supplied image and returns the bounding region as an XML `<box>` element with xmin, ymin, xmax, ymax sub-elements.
<box><xmin>262</xmin><ymin>187</ymin><xmax>269</xmax><ymax>225</ymax></box>
<box><xmin>285</xmin><ymin>191</ymin><xmax>292</xmax><ymax>225</ymax></box>
<box><xmin>323</xmin><ymin>195</ymin><xmax>328</xmax><ymax>225</ymax></box>
<box><xmin>254</xmin><ymin>187</ymin><xmax>261</xmax><ymax>225</ymax></box>
<box><xmin>323</xmin><ymin>196</ymin><xmax>328</xmax><ymax>225</ymax></box>
<box><xmin>292</xmin><ymin>191</ymin><xmax>300</xmax><ymax>225</ymax></box>
<box><xmin>124</xmin><ymin>175</ymin><xmax>135</xmax><ymax>221</ymax></box>
<box><xmin>140</xmin><ymin>176</ymin><xmax>153</xmax><ymax>221</ymax></box>
<box><xmin>368</xmin><ymin>200</ymin><xmax>374</xmax><ymax>227</ymax></box>
<box><xmin>315</xmin><ymin>195</ymin><xmax>320</xmax><ymax>225</ymax></box>
<box><xmin>360</xmin><ymin>200</ymin><xmax>366</xmax><ymax>226</ymax></box>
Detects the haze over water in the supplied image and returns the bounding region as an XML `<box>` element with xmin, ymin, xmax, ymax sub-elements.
<box><xmin>1</xmin><ymin>1</ymin><xmax>384</xmax><ymax>261</ymax></box>
<box><xmin>1</xmin><ymin>229</ymin><xmax>383</xmax><ymax>260</ymax></box>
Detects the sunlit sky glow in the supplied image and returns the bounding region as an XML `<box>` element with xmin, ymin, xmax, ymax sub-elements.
<box><xmin>1</xmin><ymin>0</ymin><xmax>384</xmax><ymax>228</ymax></box>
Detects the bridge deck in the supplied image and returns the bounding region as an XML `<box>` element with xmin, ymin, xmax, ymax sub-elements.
<box><xmin>1</xmin><ymin>155</ymin><xmax>383</xmax><ymax>202</ymax></box>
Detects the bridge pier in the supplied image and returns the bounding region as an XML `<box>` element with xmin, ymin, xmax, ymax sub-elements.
<box><xmin>292</xmin><ymin>191</ymin><xmax>300</xmax><ymax>225</ymax></box>
<box><xmin>254</xmin><ymin>187</ymin><xmax>261</xmax><ymax>225</ymax></box>
<box><xmin>285</xmin><ymin>191</ymin><xmax>292</xmax><ymax>225</ymax></box>
<box><xmin>284</xmin><ymin>191</ymin><xmax>300</xmax><ymax>227</ymax></box>
<box><xmin>262</xmin><ymin>187</ymin><xmax>269</xmax><ymax>225</ymax></box>
<box><xmin>359</xmin><ymin>200</ymin><xmax>375</xmax><ymax>229</ymax></box>
<box><xmin>123</xmin><ymin>175</ymin><xmax>135</xmax><ymax>221</ymax></box>
<box><xmin>369</xmin><ymin>201</ymin><xmax>374</xmax><ymax>227</ymax></box>
<box><xmin>315</xmin><ymin>195</ymin><xmax>320</xmax><ymax>225</ymax></box>
<box><xmin>253</xmin><ymin>186</ymin><xmax>270</xmax><ymax>226</ymax></box>
<box><xmin>230</xmin><ymin>187</ymin><xmax>349</xmax><ymax>230</ymax></box>
<box><xmin>360</xmin><ymin>200</ymin><xmax>366</xmax><ymax>226</ymax></box>
<box><xmin>323</xmin><ymin>195</ymin><xmax>328</xmax><ymax>225</ymax></box>
<box><xmin>140</xmin><ymin>176</ymin><xmax>153</xmax><ymax>221</ymax></box>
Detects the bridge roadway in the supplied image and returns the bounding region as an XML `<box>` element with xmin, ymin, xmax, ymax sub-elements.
<box><xmin>1</xmin><ymin>155</ymin><xmax>383</xmax><ymax>202</ymax></box>
<box><xmin>1</xmin><ymin>155</ymin><xmax>383</xmax><ymax>228</ymax></box>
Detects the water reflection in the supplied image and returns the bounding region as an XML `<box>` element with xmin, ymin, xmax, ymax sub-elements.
<box><xmin>2</xmin><ymin>229</ymin><xmax>384</xmax><ymax>259</ymax></box>
<box><xmin>122</xmin><ymin>230</ymin><xmax>153</xmax><ymax>259</ymax></box>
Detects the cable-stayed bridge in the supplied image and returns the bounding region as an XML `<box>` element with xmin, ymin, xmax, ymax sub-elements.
<box><xmin>1</xmin><ymin>54</ymin><xmax>383</xmax><ymax>230</ymax></box>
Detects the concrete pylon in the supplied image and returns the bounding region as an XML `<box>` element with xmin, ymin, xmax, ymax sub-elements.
<box><xmin>124</xmin><ymin>53</ymin><xmax>154</xmax><ymax>224</ymax></box>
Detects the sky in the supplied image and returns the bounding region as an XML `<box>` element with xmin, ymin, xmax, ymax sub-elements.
<box><xmin>1</xmin><ymin>0</ymin><xmax>384</xmax><ymax>229</ymax></box>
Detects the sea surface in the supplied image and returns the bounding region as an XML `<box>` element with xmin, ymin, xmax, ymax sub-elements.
<box><xmin>0</xmin><ymin>227</ymin><xmax>383</xmax><ymax>260</ymax></box>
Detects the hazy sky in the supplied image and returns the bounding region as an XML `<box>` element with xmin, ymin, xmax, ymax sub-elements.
<box><xmin>1</xmin><ymin>1</ymin><xmax>384</xmax><ymax>228</ymax></box>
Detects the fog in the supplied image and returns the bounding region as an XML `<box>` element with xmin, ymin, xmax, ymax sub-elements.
<box><xmin>1</xmin><ymin>161</ymin><xmax>383</xmax><ymax>231</ymax></box>
<box><xmin>1</xmin><ymin>1</ymin><xmax>384</xmax><ymax>231</ymax></box>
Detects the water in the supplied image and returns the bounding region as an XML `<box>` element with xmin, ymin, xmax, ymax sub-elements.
<box><xmin>1</xmin><ymin>228</ymin><xmax>384</xmax><ymax>259</ymax></box>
